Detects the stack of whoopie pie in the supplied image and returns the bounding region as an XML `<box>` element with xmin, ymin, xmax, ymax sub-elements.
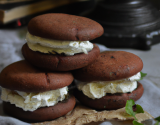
<box><xmin>0</xmin><ymin>13</ymin><xmax>104</xmax><ymax>122</ymax></box>
<box><xmin>73</xmin><ymin>51</ymin><xmax>144</xmax><ymax>110</ymax></box>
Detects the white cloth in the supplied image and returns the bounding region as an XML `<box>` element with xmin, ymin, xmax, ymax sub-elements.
<box><xmin>0</xmin><ymin>28</ymin><xmax>160</xmax><ymax>125</ymax></box>
<box><xmin>0</xmin><ymin>28</ymin><xmax>26</xmax><ymax>72</ymax></box>
<box><xmin>0</xmin><ymin>116</ymin><xmax>30</xmax><ymax>125</ymax></box>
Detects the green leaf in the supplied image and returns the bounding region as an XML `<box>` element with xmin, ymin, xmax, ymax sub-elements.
<box><xmin>138</xmin><ymin>72</ymin><xmax>147</xmax><ymax>81</ymax></box>
<box><xmin>125</xmin><ymin>99</ymin><xmax>137</xmax><ymax>120</ymax></box>
<box><xmin>155</xmin><ymin>116</ymin><xmax>160</xmax><ymax>122</ymax></box>
<box><xmin>135</xmin><ymin>104</ymin><xmax>144</xmax><ymax>114</ymax></box>
<box><xmin>155</xmin><ymin>121</ymin><xmax>159</xmax><ymax>125</ymax></box>
<box><xmin>133</xmin><ymin>120</ymin><xmax>144</xmax><ymax>125</ymax></box>
<box><xmin>155</xmin><ymin>116</ymin><xmax>160</xmax><ymax>125</ymax></box>
<box><xmin>125</xmin><ymin>99</ymin><xmax>146</xmax><ymax>125</ymax></box>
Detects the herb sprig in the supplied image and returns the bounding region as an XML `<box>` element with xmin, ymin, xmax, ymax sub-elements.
<box><xmin>125</xmin><ymin>99</ymin><xmax>144</xmax><ymax>125</ymax></box>
<box><xmin>125</xmin><ymin>99</ymin><xmax>160</xmax><ymax>125</ymax></box>
<box><xmin>155</xmin><ymin>116</ymin><xmax>160</xmax><ymax>125</ymax></box>
<box><xmin>138</xmin><ymin>72</ymin><xmax>147</xmax><ymax>81</ymax></box>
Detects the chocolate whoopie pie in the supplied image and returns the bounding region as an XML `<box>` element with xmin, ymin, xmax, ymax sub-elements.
<box><xmin>0</xmin><ymin>60</ymin><xmax>76</xmax><ymax>122</ymax></box>
<box><xmin>22</xmin><ymin>13</ymin><xmax>103</xmax><ymax>71</ymax></box>
<box><xmin>73</xmin><ymin>51</ymin><xmax>144</xmax><ymax>110</ymax></box>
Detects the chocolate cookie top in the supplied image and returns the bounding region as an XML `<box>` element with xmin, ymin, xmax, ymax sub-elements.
<box><xmin>0</xmin><ymin>60</ymin><xmax>74</xmax><ymax>92</ymax></box>
<box><xmin>28</xmin><ymin>13</ymin><xmax>104</xmax><ymax>41</ymax></box>
<box><xmin>73</xmin><ymin>51</ymin><xmax>143</xmax><ymax>82</ymax></box>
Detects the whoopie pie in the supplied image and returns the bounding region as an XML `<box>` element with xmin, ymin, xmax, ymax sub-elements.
<box><xmin>22</xmin><ymin>13</ymin><xmax>103</xmax><ymax>71</ymax></box>
<box><xmin>0</xmin><ymin>60</ymin><xmax>76</xmax><ymax>122</ymax></box>
<box><xmin>73</xmin><ymin>51</ymin><xmax>144</xmax><ymax>110</ymax></box>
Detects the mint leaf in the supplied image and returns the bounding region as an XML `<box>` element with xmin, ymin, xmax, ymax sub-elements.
<box><xmin>155</xmin><ymin>121</ymin><xmax>159</xmax><ymax>125</ymax></box>
<box><xmin>133</xmin><ymin>120</ymin><xmax>144</xmax><ymax>125</ymax></box>
<box><xmin>138</xmin><ymin>72</ymin><xmax>147</xmax><ymax>81</ymax></box>
<box><xmin>125</xmin><ymin>99</ymin><xmax>145</xmax><ymax>124</ymax></box>
<box><xmin>141</xmin><ymin>72</ymin><xmax>147</xmax><ymax>78</ymax></box>
<box><xmin>135</xmin><ymin>104</ymin><xmax>144</xmax><ymax>114</ymax></box>
<box><xmin>155</xmin><ymin>116</ymin><xmax>160</xmax><ymax>125</ymax></box>
<box><xmin>125</xmin><ymin>99</ymin><xmax>137</xmax><ymax>120</ymax></box>
<box><xmin>155</xmin><ymin>116</ymin><xmax>160</xmax><ymax>121</ymax></box>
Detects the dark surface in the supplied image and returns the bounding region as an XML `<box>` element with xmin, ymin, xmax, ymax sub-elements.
<box><xmin>3</xmin><ymin>95</ymin><xmax>76</xmax><ymax>122</ymax></box>
<box><xmin>0</xmin><ymin>0</ymin><xmax>95</xmax><ymax>28</ymax></box>
<box><xmin>0</xmin><ymin>60</ymin><xmax>74</xmax><ymax>92</ymax></box>
<box><xmin>87</xmin><ymin>0</ymin><xmax>160</xmax><ymax>35</ymax></box>
<box><xmin>1</xmin><ymin>0</ymin><xmax>160</xmax><ymax>50</ymax></box>
<box><xmin>73</xmin><ymin>51</ymin><xmax>143</xmax><ymax>82</ymax></box>
<box><xmin>22</xmin><ymin>44</ymin><xmax>100</xmax><ymax>72</ymax></box>
<box><xmin>149</xmin><ymin>0</ymin><xmax>160</xmax><ymax>9</ymax></box>
<box><xmin>0</xmin><ymin>1</ymin><xmax>37</xmax><ymax>10</ymax></box>
<box><xmin>86</xmin><ymin>0</ymin><xmax>160</xmax><ymax>50</ymax></box>
<box><xmin>74</xmin><ymin>82</ymin><xmax>144</xmax><ymax>110</ymax></box>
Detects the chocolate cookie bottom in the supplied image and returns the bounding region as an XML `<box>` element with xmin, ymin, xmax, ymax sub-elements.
<box><xmin>74</xmin><ymin>82</ymin><xmax>143</xmax><ymax>110</ymax></box>
<box><xmin>3</xmin><ymin>95</ymin><xmax>76</xmax><ymax>122</ymax></box>
<box><xmin>22</xmin><ymin>43</ymin><xmax>100</xmax><ymax>71</ymax></box>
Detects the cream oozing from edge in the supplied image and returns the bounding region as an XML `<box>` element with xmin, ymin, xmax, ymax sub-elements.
<box><xmin>26</xmin><ymin>32</ymin><xmax>94</xmax><ymax>56</ymax></box>
<box><xmin>77</xmin><ymin>72</ymin><xmax>141</xmax><ymax>99</ymax></box>
<box><xmin>1</xmin><ymin>86</ymin><xmax>68</xmax><ymax>111</ymax></box>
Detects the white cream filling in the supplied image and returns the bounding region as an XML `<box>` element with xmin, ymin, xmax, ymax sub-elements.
<box><xmin>26</xmin><ymin>32</ymin><xmax>93</xmax><ymax>56</ymax></box>
<box><xmin>77</xmin><ymin>72</ymin><xmax>141</xmax><ymax>99</ymax></box>
<box><xmin>1</xmin><ymin>86</ymin><xmax>68</xmax><ymax>111</ymax></box>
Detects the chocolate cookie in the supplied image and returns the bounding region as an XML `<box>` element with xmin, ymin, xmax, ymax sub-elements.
<box><xmin>74</xmin><ymin>83</ymin><xmax>143</xmax><ymax>110</ymax></box>
<box><xmin>73</xmin><ymin>51</ymin><xmax>143</xmax><ymax>82</ymax></box>
<box><xmin>28</xmin><ymin>13</ymin><xmax>104</xmax><ymax>41</ymax></box>
<box><xmin>0</xmin><ymin>60</ymin><xmax>74</xmax><ymax>92</ymax></box>
<box><xmin>22</xmin><ymin>44</ymin><xmax>100</xmax><ymax>71</ymax></box>
<box><xmin>3</xmin><ymin>95</ymin><xmax>76</xmax><ymax>122</ymax></box>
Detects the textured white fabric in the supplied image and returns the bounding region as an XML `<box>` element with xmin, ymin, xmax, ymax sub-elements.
<box><xmin>0</xmin><ymin>116</ymin><xmax>30</xmax><ymax>125</ymax></box>
<box><xmin>0</xmin><ymin>28</ymin><xmax>26</xmax><ymax>72</ymax></box>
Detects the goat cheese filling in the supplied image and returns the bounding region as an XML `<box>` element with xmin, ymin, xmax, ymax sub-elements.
<box><xmin>77</xmin><ymin>72</ymin><xmax>141</xmax><ymax>99</ymax></box>
<box><xmin>26</xmin><ymin>32</ymin><xmax>93</xmax><ymax>56</ymax></box>
<box><xmin>1</xmin><ymin>86</ymin><xmax>68</xmax><ymax>111</ymax></box>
